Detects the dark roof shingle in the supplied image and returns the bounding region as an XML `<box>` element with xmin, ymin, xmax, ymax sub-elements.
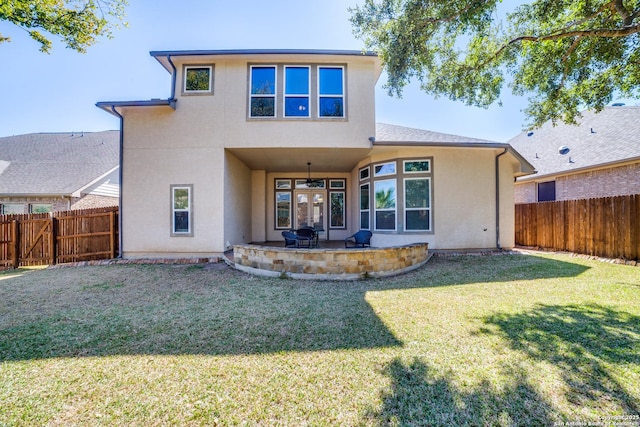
<box><xmin>508</xmin><ymin>106</ymin><xmax>640</xmax><ymax>179</ymax></box>
<box><xmin>0</xmin><ymin>131</ymin><xmax>119</xmax><ymax>195</ymax></box>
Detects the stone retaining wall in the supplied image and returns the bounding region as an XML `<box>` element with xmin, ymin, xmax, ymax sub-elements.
<box><xmin>232</xmin><ymin>243</ymin><xmax>429</xmax><ymax>280</ymax></box>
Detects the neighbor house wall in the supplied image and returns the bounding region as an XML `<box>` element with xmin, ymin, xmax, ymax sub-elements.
<box><xmin>515</xmin><ymin>162</ymin><xmax>640</xmax><ymax>203</ymax></box>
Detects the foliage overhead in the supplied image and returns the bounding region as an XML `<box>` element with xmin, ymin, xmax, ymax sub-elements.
<box><xmin>0</xmin><ymin>0</ymin><xmax>128</xmax><ymax>53</ymax></box>
<box><xmin>350</xmin><ymin>0</ymin><xmax>640</xmax><ymax>129</ymax></box>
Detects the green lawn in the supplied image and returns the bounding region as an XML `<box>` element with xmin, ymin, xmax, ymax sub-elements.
<box><xmin>1</xmin><ymin>253</ymin><xmax>639</xmax><ymax>426</ymax></box>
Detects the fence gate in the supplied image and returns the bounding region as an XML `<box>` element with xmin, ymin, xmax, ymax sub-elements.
<box><xmin>0</xmin><ymin>207</ymin><xmax>118</xmax><ymax>269</ymax></box>
<box><xmin>15</xmin><ymin>217</ymin><xmax>54</xmax><ymax>267</ymax></box>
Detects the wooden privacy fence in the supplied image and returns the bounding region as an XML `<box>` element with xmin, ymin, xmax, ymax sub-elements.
<box><xmin>0</xmin><ymin>206</ymin><xmax>118</xmax><ymax>268</ymax></box>
<box><xmin>515</xmin><ymin>194</ymin><xmax>640</xmax><ymax>261</ymax></box>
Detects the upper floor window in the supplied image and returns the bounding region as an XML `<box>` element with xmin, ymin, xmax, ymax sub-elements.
<box><xmin>318</xmin><ymin>67</ymin><xmax>344</xmax><ymax>117</ymax></box>
<box><xmin>250</xmin><ymin>66</ymin><xmax>276</xmax><ymax>117</ymax></box>
<box><xmin>284</xmin><ymin>66</ymin><xmax>310</xmax><ymax>117</ymax></box>
<box><xmin>184</xmin><ymin>66</ymin><xmax>213</xmax><ymax>94</ymax></box>
<box><xmin>248</xmin><ymin>64</ymin><xmax>346</xmax><ymax>120</ymax></box>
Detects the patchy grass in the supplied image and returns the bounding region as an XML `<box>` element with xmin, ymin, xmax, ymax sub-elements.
<box><xmin>0</xmin><ymin>253</ymin><xmax>639</xmax><ymax>426</ymax></box>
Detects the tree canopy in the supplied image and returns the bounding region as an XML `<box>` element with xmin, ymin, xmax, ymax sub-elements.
<box><xmin>0</xmin><ymin>0</ymin><xmax>127</xmax><ymax>53</ymax></box>
<box><xmin>350</xmin><ymin>0</ymin><xmax>640</xmax><ymax>129</ymax></box>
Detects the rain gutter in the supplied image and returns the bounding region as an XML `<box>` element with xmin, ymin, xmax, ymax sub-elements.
<box><xmin>111</xmin><ymin>105</ymin><xmax>124</xmax><ymax>258</ymax></box>
<box><xmin>495</xmin><ymin>148</ymin><xmax>508</xmax><ymax>250</ymax></box>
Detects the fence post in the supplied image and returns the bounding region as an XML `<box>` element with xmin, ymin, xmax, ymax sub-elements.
<box><xmin>110</xmin><ymin>210</ymin><xmax>116</xmax><ymax>259</ymax></box>
<box><xmin>12</xmin><ymin>220</ymin><xmax>19</xmax><ymax>269</ymax></box>
<box><xmin>51</xmin><ymin>217</ymin><xmax>57</xmax><ymax>266</ymax></box>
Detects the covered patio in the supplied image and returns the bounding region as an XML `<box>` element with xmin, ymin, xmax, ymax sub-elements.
<box><xmin>228</xmin><ymin>241</ymin><xmax>429</xmax><ymax>281</ymax></box>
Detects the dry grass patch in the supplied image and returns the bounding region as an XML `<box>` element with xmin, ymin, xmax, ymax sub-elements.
<box><xmin>1</xmin><ymin>254</ymin><xmax>639</xmax><ymax>425</ymax></box>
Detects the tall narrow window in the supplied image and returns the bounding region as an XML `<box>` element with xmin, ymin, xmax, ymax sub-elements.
<box><xmin>184</xmin><ymin>66</ymin><xmax>212</xmax><ymax>93</ymax></box>
<box><xmin>172</xmin><ymin>185</ymin><xmax>192</xmax><ymax>235</ymax></box>
<box><xmin>330</xmin><ymin>191</ymin><xmax>345</xmax><ymax>228</ymax></box>
<box><xmin>360</xmin><ymin>183</ymin><xmax>370</xmax><ymax>230</ymax></box>
<box><xmin>318</xmin><ymin>66</ymin><xmax>344</xmax><ymax>117</ymax></box>
<box><xmin>284</xmin><ymin>66</ymin><xmax>309</xmax><ymax>117</ymax></box>
<box><xmin>405</xmin><ymin>178</ymin><xmax>431</xmax><ymax>231</ymax></box>
<box><xmin>374</xmin><ymin>179</ymin><xmax>396</xmax><ymax>231</ymax></box>
<box><xmin>250</xmin><ymin>66</ymin><xmax>276</xmax><ymax>117</ymax></box>
<box><xmin>276</xmin><ymin>192</ymin><xmax>291</xmax><ymax>229</ymax></box>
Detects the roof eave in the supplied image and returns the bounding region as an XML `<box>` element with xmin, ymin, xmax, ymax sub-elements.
<box><xmin>150</xmin><ymin>49</ymin><xmax>379</xmax><ymax>74</ymax></box>
<box><xmin>96</xmin><ymin>99</ymin><xmax>176</xmax><ymax>116</ymax></box>
<box><xmin>517</xmin><ymin>156</ymin><xmax>640</xmax><ymax>182</ymax></box>
<box><xmin>373</xmin><ymin>140</ymin><xmax>536</xmax><ymax>177</ymax></box>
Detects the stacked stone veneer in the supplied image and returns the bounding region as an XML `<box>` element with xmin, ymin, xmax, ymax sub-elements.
<box><xmin>232</xmin><ymin>243</ymin><xmax>429</xmax><ymax>280</ymax></box>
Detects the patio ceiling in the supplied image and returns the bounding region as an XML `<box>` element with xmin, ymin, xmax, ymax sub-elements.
<box><xmin>226</xmin><ymin>148</ymin><xmax>372</xmax><ymax>173</ymax></box>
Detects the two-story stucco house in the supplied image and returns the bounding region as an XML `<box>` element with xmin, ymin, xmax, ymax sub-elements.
<box><xmin>97</xmin><ymin>49</ymin><xmax>534</xmax><ymax>259</ymax></box>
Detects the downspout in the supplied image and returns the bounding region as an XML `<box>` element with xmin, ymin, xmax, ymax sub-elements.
<box><xmin>111</xmin><ymin>106</ymin><xmax>124</xmax><ymax>258</ymax></box>
<box><xmin>166</xmin><ymin>55</ymin><xmax>177</xmax><ymax>107</ymax></box>
<box><xmin>495</xmin><ymin>148</ymin><xmax>508</xmax><ymax>250</ymax></box>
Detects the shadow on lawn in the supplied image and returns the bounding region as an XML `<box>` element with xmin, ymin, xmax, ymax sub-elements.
<box><xmin>366</xmin><ymin>357</ymin><xmax>556</xmax><ymax>426</ymax></box>
<box><xmin>0</xmin><ymin>254</ymin><xmax>591</xmax><ymax>361</ymax></box>
<box><xmin>481</xmin><ymin>304</ymin><xmax>640</xmax><ymax>417</ymax></box>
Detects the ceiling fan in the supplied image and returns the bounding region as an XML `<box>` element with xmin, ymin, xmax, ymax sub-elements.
<box><xmin>305</xmin><ymin>162</ymin><xmax>326</xmax><ymax>187</ymax></box>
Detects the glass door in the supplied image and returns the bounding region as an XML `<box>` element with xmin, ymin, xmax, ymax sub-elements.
<box><xmin>295</xmin><ymin>190</ymin><xmax>326</xmax><ymax>239</ymax></box>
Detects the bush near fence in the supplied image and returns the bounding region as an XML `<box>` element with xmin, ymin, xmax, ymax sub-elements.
<box><xmin>0</xmin><ymin>206</ymin><xmax>118</xmax><ymax>269</ymax></box>
<box><xmin>515</xmin><ymin>194</ymin><xmax>640</xmax><ymax>262</ymax></box>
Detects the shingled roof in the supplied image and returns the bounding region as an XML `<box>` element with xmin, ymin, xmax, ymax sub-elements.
<box><xmin>0</xmin><ymin>131</ymin><xmax>119</xmax><ymax>195</ymax></box>
<box><xmin>375</xmin><ymin>122</ymin><xmax>496</xmax><ymax>144</ymax></box>
<box><xmin>508</xmin><ymin>106</ymin><xmax>640</xmax><ymax>181</ymax></box>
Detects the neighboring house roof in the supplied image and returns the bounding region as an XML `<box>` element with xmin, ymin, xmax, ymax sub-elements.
<box><xmin>375</xmin><ymin>123</ymin><xmax>535</xmax><ymax>177</ymax></box>
<box><xmin>509</xmin><ymin>106</ymin><xmax>640</xmax><ymax>181</ymax></box>
<box><xmin>0</xmin><ymin>131</ymin><xmax>119</xmax><ymax>196</ymax></box>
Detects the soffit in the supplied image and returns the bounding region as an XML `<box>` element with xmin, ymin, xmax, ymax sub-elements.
<box><xmin>226</xmin><ymin>148</ymin><xmax>372</xmax><ymax>173</ymax></box>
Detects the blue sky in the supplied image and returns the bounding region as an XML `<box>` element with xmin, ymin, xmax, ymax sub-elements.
<box><xmin>0</xmin><ymin>1</ymin><xmax>630</xmax><ymax>142</ymax></box>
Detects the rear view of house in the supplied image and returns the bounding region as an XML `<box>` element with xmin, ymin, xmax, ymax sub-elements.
<box><xmin>98</xmin><ymin>49</ymin><xmax>533</xmax><ymax>259</ymax></box>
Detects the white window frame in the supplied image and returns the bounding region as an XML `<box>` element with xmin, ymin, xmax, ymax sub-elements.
<box><xmin>403</xmin><ymin>159</ymin><xmax>431</xmax><ymax>174</ymax></box>
<box><xmin>275</xmin><ymin>191</ymin><xmax>292</xmax><ymax>229</ymax></box>
<box><xmin>359</xmin><ymin>166</ymin><xmax>370</xmax><ymax>181</ymax></box>
<box><xmin>284</xmin><ymin>65</ymin><xmax>310</xmax><ymax>118</ymax></box>
<box><xmin>183</xmin><ymin>65</ymin><xmax>213</xmax><ymax>94</ymax></box>
<box><xmin>171</xmin><ymin>185</ymin><xmax>193</xmax><ymax>236</ymax></box>
<box><xmin>374</xmin><ymin>179</ymin><xmax>397</xmax><ymax>231</ymax></box>
<box><xmin>249</xmin><ymin>65</ymin><xmax>277</xmax><ymax>118</ymax></box>
<box><xmin>329</xmin><ymin>191</ymin><xmax>346</xmax><ymax>229</ymax></box>
<box><xmin>359</xmin><ymin>183</ymin><xmax>370</xmax><ymax>230</ymax></box>
<box><xmin>374</xmin><ymin>161</ymin><xmax>396</xmax><ymax>177</ymax></box>
<box><xmin>317</xmin><ymin>66</ymin><xmax>345</xmax><ymax>118</ymax></box>
<box><xmin>404</xmin><ymin>177</ymin><xmax>432</xmax><ymax>231</ymax></box>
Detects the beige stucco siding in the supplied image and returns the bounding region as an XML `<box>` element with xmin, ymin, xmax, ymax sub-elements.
<box><xmin>224</xmin><ymin>151</ymin><xmax>252</xmax><ymax>248</ymax></box>
<box><xmin>121</xmin><ymin>109</ymin><xmax>225</xmax><ymax>258</ymax></box>
<box><xmin>172</xmin><ymin>57</ymin><xmax>377</xmax><ymax>150</ymax></box>
<box><xmin>350</xmin><ymin>146</ymin><xmax>517</xmax><ymax>250</ymax></box>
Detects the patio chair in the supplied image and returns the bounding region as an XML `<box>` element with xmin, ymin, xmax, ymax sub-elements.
<box><xmin>344</xmin><ymin>230</ymin><xmax>372</xmax><ymax>248</ymax></box>
<box><xmin>282</xmin><ymin>231</ymin><xmax>298</xmax><ymax>248</ymax></box>
<box><xmin>295</xmin><ymin>227</ymin><xmax>315</xmax><ymax>248</ymax></box>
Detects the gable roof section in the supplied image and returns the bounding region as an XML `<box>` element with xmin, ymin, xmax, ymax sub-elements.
<box><xmin>0</xmin><ymin>131</ymin><xmax>119</xmax><ymax>196</ymax></box>
<box><xmin>509</xmin><ymin>106</ymin><xmax>640</xmax><ymax>181</ymax></box>
<box><xmin>375</xmin><ymin>123</ymin><xmax>535</xmax><ymax>177</ymax></box>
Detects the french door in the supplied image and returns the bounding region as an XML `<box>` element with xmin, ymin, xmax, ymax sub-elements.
<box><xmin>294</xmin><ymin>190</ymin><xmax>326</xmax><ymax>238</ymax></box>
